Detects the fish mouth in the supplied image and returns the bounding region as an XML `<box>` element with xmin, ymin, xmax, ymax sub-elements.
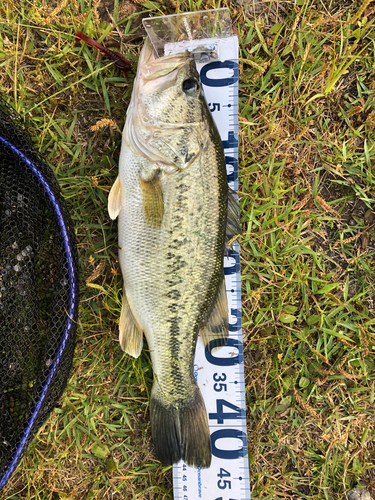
<box><xmin>139</xmin><ymin>37</ymin><xmax>190</xmax><ymax>82</ymax></box>
<box><xmin>139</xmin><ymin>38</ymin><xmax>191</xmax><ymax>93</ymax></box>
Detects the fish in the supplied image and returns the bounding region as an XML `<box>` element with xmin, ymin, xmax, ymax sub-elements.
<box><xmin>108</xmin><ymin>37</ymin><xmax>240</xmax><ymax>468</ymax></box>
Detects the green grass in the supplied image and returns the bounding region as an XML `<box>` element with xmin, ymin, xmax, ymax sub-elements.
<box><xmin>1</xmin><ymin>0</ymin><xmax>375</xmax><ymax>499</ymax></box>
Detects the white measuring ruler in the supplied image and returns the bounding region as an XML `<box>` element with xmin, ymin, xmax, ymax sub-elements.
<box><xmin>143</xmin><ymin>10</ymin><xmax>250</xmax><ymax>500</ymax></box>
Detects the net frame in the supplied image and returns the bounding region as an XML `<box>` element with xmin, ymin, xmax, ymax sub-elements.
<box><xmin>0</xmin><ymin>97</ymin><xmax>79</xmax><ymax>490</ymax></box>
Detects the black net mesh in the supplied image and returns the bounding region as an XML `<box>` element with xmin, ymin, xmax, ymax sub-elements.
<box><xmin>0</xmin><ymin>96</ymin><xmax>79</xmax><ymax>489</ymax></box>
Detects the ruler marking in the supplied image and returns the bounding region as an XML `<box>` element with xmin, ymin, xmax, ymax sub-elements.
<box><xmin>152</xmin><ymin>16</ymin><xmax>252</xmax><ymax>500</ymax></box>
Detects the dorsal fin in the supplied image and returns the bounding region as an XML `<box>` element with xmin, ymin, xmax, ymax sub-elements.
<box><xmin>226</xmin><ymin>187</ymin><xmax>241</xmax><ymax>250</ymax></box>
<box><xmin>199</xmin><ymin>274</ymin><xmax>229</xmax><ymax>352</ymax></box>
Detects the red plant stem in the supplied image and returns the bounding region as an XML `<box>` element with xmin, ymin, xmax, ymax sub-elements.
<box><xmin>76</xmin><ymin>31</ymin><xmax>131</xmax><ymax>74</ymax></box>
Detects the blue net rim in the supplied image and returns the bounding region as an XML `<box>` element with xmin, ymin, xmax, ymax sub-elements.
<box><xmin>0</xmin><ymin>133</ymin><xmax>79</xmax><ymax>489</ymax></box>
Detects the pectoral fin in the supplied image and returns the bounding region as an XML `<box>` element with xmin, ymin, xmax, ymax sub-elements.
<box><xmin>199</xmin><ymin>274</ymin><xmax>229</xmax><ymax>352</ymax></box>
<box><xmin>140</xmin><ymin>173</ymin><xmax>164</xmax><ymax>228</ymax></box>
<box><xmin>226</xmin><ymin>187</ymin><xmax>241</xmax><ymax>250</ymax></box>
<box><xmin>108</xmin><ymin>176</ymin><xmax>122</xmax><ymax>220</ymax></box>
<box><xmin>119</xmin><ymin>292</ymin><xmax>143</xmax><ymax>358</ymax></box>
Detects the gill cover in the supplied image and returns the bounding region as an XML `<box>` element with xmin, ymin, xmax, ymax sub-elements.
<box><xmin>124</xmin><ymin>38</ymin><xmax>206</xmax><ymax>170</ymax></box>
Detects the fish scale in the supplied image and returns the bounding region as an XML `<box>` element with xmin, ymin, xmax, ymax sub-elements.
<box><xmin>126</xmin><ymin>161</ymin><xmax>223</xmax><ymax>383</ymax></box>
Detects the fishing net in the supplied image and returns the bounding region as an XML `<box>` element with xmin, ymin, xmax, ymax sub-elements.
<box><xmin>0</xmin><ymin>96</ymin><xmax>79</xmax><ymax>490</ymax></box>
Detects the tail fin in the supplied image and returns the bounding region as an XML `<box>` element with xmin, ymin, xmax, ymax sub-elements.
<box><xmin>150</xmin><ymin>383</ymin><xmax>212</xmax><ymax>468</ymax></box>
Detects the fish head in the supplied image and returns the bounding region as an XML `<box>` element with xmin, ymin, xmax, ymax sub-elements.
<box><xmin>125</xmin><ymin>38</ymin><xmax>211</xmax><ymax>171</ymax></box>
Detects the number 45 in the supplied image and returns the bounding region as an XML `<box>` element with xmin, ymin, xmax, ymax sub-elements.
<box><xmin>217</xmin><ymin>468</ymin><xmax>231</xmax><ymax>490</ymax></box>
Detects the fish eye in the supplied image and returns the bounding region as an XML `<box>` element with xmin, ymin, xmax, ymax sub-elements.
<box><xmin>182</xmin><ymin>78</ymin><xmax>199</xmax><ymax>95</ymax></box>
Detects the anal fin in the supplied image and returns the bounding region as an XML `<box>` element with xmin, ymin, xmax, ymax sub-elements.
<box><xmin>199</xmin><ymin>274</ymin><xmax>229</xmax><ymax>353</ymax></box>
<box><xmin>119</xmin><ymin>292</ymin><xmax>143</xmax><ymax>358</ymax></box>
<box><xmin>108</xmin><ymin>176</ymin><xmax>122</xmax><ymax>220</ymax></box>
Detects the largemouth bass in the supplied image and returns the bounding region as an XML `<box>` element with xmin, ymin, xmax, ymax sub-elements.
<box><xmin>108</xmin><ymin>37</ymin><xmax>240</xmax><ymax>468</ymax></box>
